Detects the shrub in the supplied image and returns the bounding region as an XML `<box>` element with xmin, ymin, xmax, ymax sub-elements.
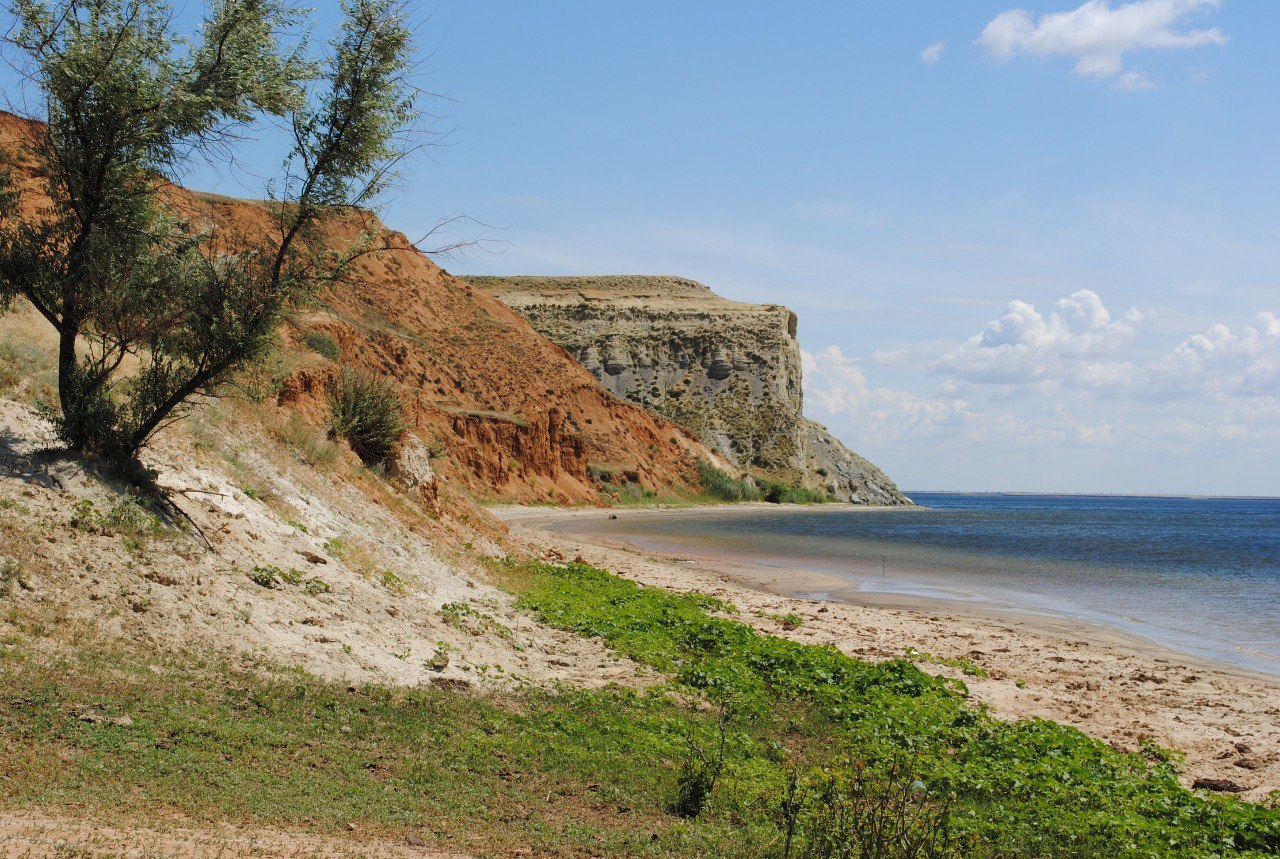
<box><xmin>249</xmin><ymin>565</ymin><xmax>281</xmax><ymax>588</ymax></box>
<box><xmin>301</xmin><ymin>329</ymin><xmax>341</xmax><ymax>362</ymax></box>
<box><xmin>328</xmin><ymin>367</ymin><xmax>408</xmax><ymax>466</ymax></box>
<box><xmin>784</xmin><ymin>757</ymin><xmax>965</xmax><ymax>859</ymax></box>
<box><xmin>697</xmin><ymin>461</ymin><xmax>763</xmax><ymax>503</ymax></box>
<box><xmin>758</xmin><ymin>479</ymin><xmax>833</xmax><ymax>504</ymax></box>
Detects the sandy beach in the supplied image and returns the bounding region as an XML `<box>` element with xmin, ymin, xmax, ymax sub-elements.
<box><xmin>496</xmin><ymin>504</ymin><xmax>1280</xmax><ymax>804</ymax></box>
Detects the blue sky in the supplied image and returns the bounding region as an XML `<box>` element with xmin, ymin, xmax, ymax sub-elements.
<box><xmin>6</xmin><ymin>1</ymin><xmax>1278</xmax><ymax>495</ymax></box>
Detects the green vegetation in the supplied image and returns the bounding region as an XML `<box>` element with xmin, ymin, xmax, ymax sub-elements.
<box><xmin>0</xmin><ymin>0</ymin><xmax>418</xmax><ymax>468</ymax></box>
<box><xmin>697</xmin><ymin>461</ymin><xmax>764</xmax><ymax>502</ymax></box>
<box><xmin>697</xmin><ymin>461</ymin><xmax>834</xmax><ymax>505</ymax></box>
<box><xmin>755</xmin><ymin>479</ymin><xmax>834</xmax><ymax>505</ymax></box>
<box><xmin>0</xmin><ymin>558</ymin><xmax>1277</xmax><ymax>856</ymax></box>
<box><xmin>905</xmin><ymin>646</ymin><xmax>991</xmax><ymax>679</ymax></box>
<box><xmin>510</xmin><ymin>559</ymin><xmax>1280</xmax><ymax>857</ymax></box>
<box><xmin>69</xmin><ymin>497</ymin><xmax>171</xmax><ymax>546</ymax></box>
<box><xmin>328</xmin><ymin>366</ymin><xmax>408</xmax><ymax>467</ymax></box>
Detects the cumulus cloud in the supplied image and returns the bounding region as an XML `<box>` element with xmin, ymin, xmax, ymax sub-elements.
<box><xmin>920</xmin><ymin>41</ymin><xmax>945</xmax><ymax>64</ymax></box>
<box><xmin>1150</xmin><ymin>311</ymin><xmax>1280</xmax><ymax>397</ymax></box>
<box><xmin>933</xmin><ymin>289</ymin><xmax>1146</xmax><ymax>383</ymax></box>
<box><xmin>802</xmin><ymin>291</ymin><xmax>1280</xmax><ymax>468</ymax></box>
<box><xmin>802</xmin><ymin>347</ymin><xmax>972</xmax><ymax>442</ymax></box>
<box><xmin>977</xmin><ymin>0</ymin><xmax>1226</xmax><ymax>85</ymax></box>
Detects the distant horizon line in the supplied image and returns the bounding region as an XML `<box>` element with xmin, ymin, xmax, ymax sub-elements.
<box><xmin>904</xmin><ymin>490</ymin><xmax>1280</xmax><ymax>501</ymax></box>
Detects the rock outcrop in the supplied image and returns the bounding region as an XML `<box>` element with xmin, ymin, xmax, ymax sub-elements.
<box><xmin>470</xmin><ymin>275</ymin><xmax>909</xmax><ymax>505</ymax></box>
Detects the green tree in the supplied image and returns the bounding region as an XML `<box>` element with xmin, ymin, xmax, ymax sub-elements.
<box><xmin>0</xmin><ymin>0</ymin><xmax>417</xmax><ymax>467</ymax></box>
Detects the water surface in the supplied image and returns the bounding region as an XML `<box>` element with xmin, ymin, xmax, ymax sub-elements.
<box><xmin>559</xmin><ymin>493</ymin><xmax>1280</xmax><ymax>675</ymax></box>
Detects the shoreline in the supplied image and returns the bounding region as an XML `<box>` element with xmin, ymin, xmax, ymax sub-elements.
<box><xmin>503</xmin><ymin>502</ymin><xmax>1280</xmax><ymax>683</ymax></box>
<box><xmin>496</xmin><ymin>503</ymin><xmax>1280</xmax><ymax>802</ymax></box>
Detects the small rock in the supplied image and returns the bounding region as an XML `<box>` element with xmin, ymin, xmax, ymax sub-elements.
<box><xmin>1193</xmin><ymin>777</ymin><xmax>1244</xmax><ymax>792</ymax></box>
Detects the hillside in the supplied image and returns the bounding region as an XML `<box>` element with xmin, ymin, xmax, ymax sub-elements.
<box><xmin>0</xmin><ymin>112</ymin><xmax>715</xmax><ymax>508</ymax></box>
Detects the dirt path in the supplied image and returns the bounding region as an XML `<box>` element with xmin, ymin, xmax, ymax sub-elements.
<box><xmin>0</xmin><ymin>810</ymin><xmax>468</xmax><ymax>858</ymax></box>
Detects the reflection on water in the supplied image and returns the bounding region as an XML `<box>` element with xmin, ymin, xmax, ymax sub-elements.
<box><xmin>558</xmin><ymin>494</ymin><xmax>1280</xmax><ymax>675</ymax></box>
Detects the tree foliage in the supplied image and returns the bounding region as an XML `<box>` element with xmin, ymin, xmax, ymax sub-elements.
<box><xmin>0</xmin><ymin>0</ymin><xmax>418</xmax><ymax>466</ymax></box>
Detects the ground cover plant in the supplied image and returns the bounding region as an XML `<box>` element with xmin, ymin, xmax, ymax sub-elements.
<box><xmin>510</xmin><ymin>559</ymin><xmax>1280</xmax><ymax>858</ymax></box>
<box><xmin>2</xmin><ymin>560</ymin><xmax>1278</xmax><ymax>857</ymax></box>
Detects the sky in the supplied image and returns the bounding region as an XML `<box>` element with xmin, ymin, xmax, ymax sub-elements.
<box><xmin>6</xmin><ymin>1</ymin><xmax>1279</xmax><ymax>495</ymax></box>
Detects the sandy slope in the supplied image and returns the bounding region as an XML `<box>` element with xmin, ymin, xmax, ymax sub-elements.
<box><xmin>498</xmin><ymin>505</ymin><xmax>1280</xmax><ymax>804</ymax></box>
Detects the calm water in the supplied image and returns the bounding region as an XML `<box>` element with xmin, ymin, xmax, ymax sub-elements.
<box><xmin>559</xmin><ymin>494</ymin><xmax>1280</xmax><ymax>675</ymax></box>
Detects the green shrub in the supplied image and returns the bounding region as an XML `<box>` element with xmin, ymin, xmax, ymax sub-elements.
<box><xmin>328</xmin><ymin>366</ymin><xmax>407</xmax><ymax>466</ymax></box>
<box><xmin>301</xmin><ymin>329</ymin><xmax>341</xmax><ymax>362</ymax></box>
<box><xmin>757</xmin><ymin>479</ymin><xmax>833</xmax><ymax>504</ymax></box>
<box><xmin>69</xmin><ymin>496</ymin><xmax>169</xmax><ymax>539</ymax></box>
<box><xmin>249</xmin><ymin>565</ymin><xmax>281</xmax><ymax>588</ymax></box>
<box><xmin>696</xmin><ymin>461</ymin><xmax>763</xmax><ymax>503</ymax></box>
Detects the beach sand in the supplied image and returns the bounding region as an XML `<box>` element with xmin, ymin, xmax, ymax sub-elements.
<box><xmin>496</xmin><ymin>504</ymin><xmax>1280</xmax><ymax>804</ymax></box>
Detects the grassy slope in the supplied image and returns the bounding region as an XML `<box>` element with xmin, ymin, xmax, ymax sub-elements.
<box><xmin>2</xmin><ymin>559</ymin><xmax>1278</xmax><ymax>858</ymax></box>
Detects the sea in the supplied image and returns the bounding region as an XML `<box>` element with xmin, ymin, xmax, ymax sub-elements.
<box><xmin>552</xmin><ymin>493</ymin><xmax>1280</xmax><ymax>676</ymax></box>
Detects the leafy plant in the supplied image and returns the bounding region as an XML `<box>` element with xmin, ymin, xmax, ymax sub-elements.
<box><xmin>328</xmin><ymin>366</ymin><xmax>407</xmax><ymax>466</ymax></box>
<box><xmin>672</xmin><ymin>702</ymin><xmax>733</xmax><ymax>819</ymax></box>
<box><xmin>303</xmin><ymin>577</ymin><xmax>331</xmax><ymax>596</ymax></box>
<box><xmin>508</xmin><ymin>558</ymin><xmax>1280</xmax><ymax>857</ymax></box>
<box><xmin>249</xmin><ymin>565</ymin><xmax>282</xmax><ymax>589</ymax></box>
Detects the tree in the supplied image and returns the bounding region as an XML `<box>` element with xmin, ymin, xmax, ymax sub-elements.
<box><xmin>0</xmin><ymin>0</ymin><xmax>418</xmax><ymax>468</ymax></box>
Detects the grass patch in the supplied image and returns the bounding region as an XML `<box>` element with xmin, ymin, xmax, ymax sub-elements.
<box><xmin>755</xmin><ymin>479</ymin><xmax>834</xmax><ymax>505</ymax></box>
<box><xmin>300</xmin><ymin>328</ymin><xmax>341</xmax><ymax>362</ymax></box>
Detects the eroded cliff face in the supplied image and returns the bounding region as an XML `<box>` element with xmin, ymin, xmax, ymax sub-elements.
<box><xmin>470</xmin><ymin>275</ymin><xmax>909</xmax><ymax>505</ymax></box>
<box><xmin>0</xmin><ymin>112</ymin><xmax>714</xmax><ymax>507</ymax></box>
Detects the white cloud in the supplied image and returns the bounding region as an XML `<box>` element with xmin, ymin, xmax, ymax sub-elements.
<box><xmin>802</xmin><ymin>291</ymin><xmax>1280</xmax><ymax>480</ymax></box>
<box><xmin>976</xmin><ymin>0</ymin><xmax>1226</xmax><ymax>86</ymax></box>
<box><xmin>1149</xmin><ymin>311</ymin><xmax>1280</xmax><ymax>397</ymax></box>
<box><xmin>1114</xmin><ymin>70</ymin><xmax>1157</xmax><ymax>90</ymax></box>
<box><xmin>932</xmin><ymin>289</ymin><xmax>1146</xmax><ymax>383</ymax></box>
<box><xmin>803</xmin><ymin>346</ymin><xmax>972</xmax><ymax>442</ymax></box>
<box><xmin>920</xmin><ymin>41</ymin><xmax>946</xmax><ymax>64</ymax></box>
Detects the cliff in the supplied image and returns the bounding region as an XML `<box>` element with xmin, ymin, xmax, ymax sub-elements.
<box><xmin>469</xmin><ymin>275</ymin><xmax>909</xmax><ymax>505</ymax></box>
